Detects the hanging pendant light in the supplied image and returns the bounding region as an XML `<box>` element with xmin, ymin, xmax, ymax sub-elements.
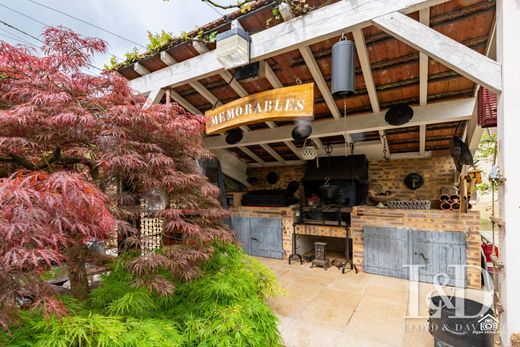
<box><xmin>331</xmin><ymin>35</ymin><xmax>356</xmax><ymax>97</ymax></box>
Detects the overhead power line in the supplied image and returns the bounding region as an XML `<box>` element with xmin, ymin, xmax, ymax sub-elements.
<box><xmin>26</xmin><ymin>0</ymin><xmax>147</xmax><ymax>49</ymax></box>
<box><xmin>0</xmin><ymin>26</ymin><xmax>38</xmax><ymax>46</ymax></box>
<box><xmin>0</xmin><ymin>2</ymin><xmax>124</xmax><ymax>61</ymax></box>
<box><xmin>0</xmin><ymin>19</ymin><xmax>103</xmax><ymax>71</ymax></box>
<box><xmin>0</xmin><ymin>3</ymin><xmax>47</xmax><ymax>26</ymax></box>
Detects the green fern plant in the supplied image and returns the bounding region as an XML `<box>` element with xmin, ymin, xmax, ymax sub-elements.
<box><xmin>3</xmin><ymin>243</ymin><xmax>281</xmax><ymax>347</ymax></box>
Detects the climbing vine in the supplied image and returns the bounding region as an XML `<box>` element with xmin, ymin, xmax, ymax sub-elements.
<box><xmin>105</xmin><ymin>0</ymin><xmax>328</xmax><ymax>71</ymax></box>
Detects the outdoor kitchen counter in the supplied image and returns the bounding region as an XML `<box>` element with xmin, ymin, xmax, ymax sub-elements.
<box><xmin>350</xmin><ymin>206</ymin><xmax>482</xmax><ymax>288</ymax></box>
<box><xmin>229</xmin><ymin>206</ymin><xmax>296</xmax><ymax>258</ymax></box>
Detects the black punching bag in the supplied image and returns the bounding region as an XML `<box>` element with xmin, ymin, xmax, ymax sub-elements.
<box><xmin>331</xmin><ymin>38</ymin><xmax>356</xmax><ymax>97</ymax></box>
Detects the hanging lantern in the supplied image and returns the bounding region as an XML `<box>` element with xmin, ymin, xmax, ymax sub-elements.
<box><xmin>331</xmin><ymin>37</ymin><xmax>356</xmax><ymax>97</ymax></box>
<box><xmin>301</xmin><ymin>139</ymin><xmax>317</xmax><ymax>160</ymax></box>
<box><xmin>216</xmin><ymin>26</ymin><xmax>251</xmax><ymax>69</ymax></box>
<box><xmin>144</xmin><ymin>189</ymin><xmax>168</xmax><ymax>213</ymax></box>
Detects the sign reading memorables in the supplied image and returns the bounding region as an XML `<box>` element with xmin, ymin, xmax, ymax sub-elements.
<box><xmin>205</xmin><ymin>83</ymin><xmax>314</xmax><ymax>134</ymax></box>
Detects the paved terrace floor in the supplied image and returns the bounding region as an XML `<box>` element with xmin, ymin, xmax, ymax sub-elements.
<box><xmin>257</xmin><ymin>257</ymin><xmax>488</xmax><ymax>347</ymax></box>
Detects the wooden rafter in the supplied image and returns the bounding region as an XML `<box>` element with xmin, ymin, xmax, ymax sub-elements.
<box><xmin>372</xmin><ymin>12</ymin><xmax>502</xmax><ymax>93</ymax></box>
<box><xmin>353</xmin><ymin>28</ymin><xmax>385</xmax><ymax>155</ymax></box>
<box><xmin>204</xmin><ymin>98</ymin><xmax>476</xmax><ymax>149</ymax></box>
<box><xmin>466</xmin><ymin>17</ymin><xmax>497</xmax><ymax>155</ymax></box>
<box><xmin>279</xmin><ymin>4</ymin><xmax>343</xmax><ymax>151</ymax></box>
<box><xmin>191</xmin><ymin>42</ymin><xmax>249</xmax><ymax>98</ymax></box>
<box><xmin>129</xmin><ymin>0</ymin><xmax>453</xmax><ymax>93</ymax></box>
<box><xmin>262</xmin><ymin>61</ymin><xmax>304</xmax><ymax>160</ymax></box>
<box><xmin>191</xmin><ymin>43</ymin><xmax>285</xmax><ymax>164</ymax></box>
<box><xmin>418</xmin><ymin>8</ymin><xmax>430</xmax><ymax>106</ymax></box>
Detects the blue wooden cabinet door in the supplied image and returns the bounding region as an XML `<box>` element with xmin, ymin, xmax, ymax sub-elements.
<box><xmin>412</xmin><ymin>230</ymin><xmax>467</xmax><ymax>288</ymax></box>
<box><xmin>249</xmin><ymin>217</ymin><xmax>284</xmax><ymax>259</ymax></box>
<box><xmin>230</xmin><ymin>216</ymin><xmax>251</xmax><ymax>254</ymax></box>
<box><xmin>363</xmin><ymin>226</ymin><xmax>410</xmax><ymax>279</ymax></box>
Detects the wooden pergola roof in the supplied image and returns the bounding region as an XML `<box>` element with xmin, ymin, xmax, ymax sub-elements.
<box><xmin>117</xmin><ymin>0</ymin><xmax>496</xmax><ymax>173</ymax></box>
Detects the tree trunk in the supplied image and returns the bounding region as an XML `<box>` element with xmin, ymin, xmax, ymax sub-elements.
<box><xmin>66</xmin><ymin>243</ymin><xmax>89</xmax><ymax>301</ymax></box>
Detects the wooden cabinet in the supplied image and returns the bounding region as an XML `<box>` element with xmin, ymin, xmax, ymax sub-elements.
<box><xmin>364</xmin><ymin>226</ymin><xmax>467</xmax><ymax>287</ymax></box>
<box><xmin>230</xmin><ymin>216</ymin><xmax>284</xmax><ymax>259</ymax></box>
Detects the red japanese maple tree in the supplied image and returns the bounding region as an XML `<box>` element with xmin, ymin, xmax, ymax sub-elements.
<box><xmin>0</xmin><ymin>27</ymin><xmax>231</xmax><ymax>328</ymax></box>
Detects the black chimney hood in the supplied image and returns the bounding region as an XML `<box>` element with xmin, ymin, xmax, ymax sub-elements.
<box><xmin>303</xmin><ymin>155</ymin><xmax>368</xmax><ymax>183</ymax></box>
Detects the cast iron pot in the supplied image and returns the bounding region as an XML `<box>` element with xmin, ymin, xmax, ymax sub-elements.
<box><xmin>428</xmin><ymin>295</ymin><xmax>495</xmax><ymax>347</ymax></box>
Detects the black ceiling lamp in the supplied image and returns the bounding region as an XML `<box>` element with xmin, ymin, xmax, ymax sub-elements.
<box><xmin>385</xmin><ymin>104</ymin><xmax>414</xmax><ymax>126</ymax></box>
<box><xmin>225</xmin><ymin>129</ymin><xmax>243</xmax><ymax>145</ymax></box>
<box><xmin>292</xmin><ymin>121</ymin><xmax>312</xmax><ymax>141</ymax></box>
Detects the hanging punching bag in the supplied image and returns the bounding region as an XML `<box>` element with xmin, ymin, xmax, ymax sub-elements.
<box><xmin>331</xmin><ymin>38</ymin><xmax>356</xmax><ymax>97</ymax></box>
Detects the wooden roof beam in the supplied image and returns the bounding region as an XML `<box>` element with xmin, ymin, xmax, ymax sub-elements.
<box><xmin>133</xmin><ymin>62</ymin><xmax>150</xmax><ymax>76</ymax></box>
<box><xmin>279</xmin><ymin>4</ymin><xmax>338</xmax><ymax>151</ymax></box>
<box><xmin>372</xmin><ymin>12</ymin><xmax>501</xmax><ymax>93</ymax></box>
<box><xmin>467</xmin><ymin>18</ymin><xmax>496</xmax><ymax>155</ymax></box>
<box><xmin>130</xmin><ymin>0</ymin><xmax>452</xmax><ymax>93</ymax></box>
<box><xmin>204</xmin><ymin>98</ymin><xmax>476</xmax><ymax>149</ymax></box>
<box><xmin>419</xmin><ymin>124</ymin><xmax>427</xmax><ymax>156</ymax></box>
<box><xmin>192</xmin><ymin>44</ymin><xmax>285</xmax><ymax>163</ymax></box>
<box><xmin>169</xmin><ymin>90</ymin><xmax>202</xmax><ymax>115</ymax></box>
<box><xmin>300</xmin><ymin>46</ymin><xmax>342</xmax><ymax>120</ymax></box>
<box><xmin>419</xmin><ymin>8</ymin><xmax>430</xmax><ymax>106</ymax></box>
<box><xmin>262</xmin><ymin>61</ymin><xmax>303</xmax><ymax>160</ymax></box>
<box><xmin>353</xmin><ymin>29</ymin><xmax>380</xmax><ymax>113</ymax></box>
<box><xmin>353</xmin><ymin>28</ymin><xmax>386</xmax><ymax>153</ymax></box>
<box><xmin>238</xmin><ymin>147</ymin><xmax>265</xmax><ymax>165</ymax></box>
<box><xmin>145</xmin><ymin>88</ymin><xmax>164</xmax><ymax>108</ymax></box>
<box><xmin>161</xmin><ymin>51</ymin><xmax>279</xmax><ymax>165</ymax></box>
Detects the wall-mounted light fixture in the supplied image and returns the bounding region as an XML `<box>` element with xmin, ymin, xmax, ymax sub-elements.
<box><xmin>216</xmin><ymin>22</ymin><xmax>250</xmax><ymax>69</ymax></box>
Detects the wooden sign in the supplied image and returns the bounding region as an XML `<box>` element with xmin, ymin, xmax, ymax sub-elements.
<box><xmin>205</xmin><ymin>83</ymin><xmax>314</xmax><ymax>134</ymax></box>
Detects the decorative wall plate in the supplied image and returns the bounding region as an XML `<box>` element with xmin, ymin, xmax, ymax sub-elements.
<box><xmin>404</xmin><ymin>173</ymin><xmax>424</xmax><ymax>190</ymax></box>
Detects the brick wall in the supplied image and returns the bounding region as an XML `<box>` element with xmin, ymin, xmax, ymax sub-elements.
<box><xmin>351</xmin><ymin>206</ymin><xmax>481</xmax><ymax>289</ymax></box>
<box><xmin>369</xmin><ymin>156</ymin><xmax>455</xmax><ymax>201</ymax></box>
<box><xmin>246</xmin><ymin>165</ymin><xmax>305</xmax><ymax>194</ymax></box>
<box><xmin>246</xmin><ymin>156</ymin><xmax>455</xmax><ymax>201</ymax></box>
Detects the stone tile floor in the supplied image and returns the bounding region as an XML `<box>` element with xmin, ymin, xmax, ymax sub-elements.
<box><xmin>257</xmin><ymin>257</ymin><xmax>489</xmax><ymax>347</ymax></box>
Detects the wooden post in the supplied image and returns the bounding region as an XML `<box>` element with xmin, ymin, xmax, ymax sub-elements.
<box><xmin>165</xmin><ymin>89</ymin><xmax>171</xmax><ymax>104</ymax></box>
<box><xmin>497</xmin><ymin>0</ymin><xmax>520</xmax><ymax>344</ymax></box>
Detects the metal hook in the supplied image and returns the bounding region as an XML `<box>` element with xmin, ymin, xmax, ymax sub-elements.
<box><xmin>340</xmin><ymin>33</ymin><xmax>347</xmax><ymax>41</ymax></box>
<box><xmin>295</xmin><ymin>77</ymin><xmax>303</xmax><ymax>85</ymax></box>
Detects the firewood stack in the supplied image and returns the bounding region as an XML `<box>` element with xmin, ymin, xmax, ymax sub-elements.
<box><xmin>439</xmin><ymin>194</ymin><xmax>461</xmax><ymax>211</ymax></box>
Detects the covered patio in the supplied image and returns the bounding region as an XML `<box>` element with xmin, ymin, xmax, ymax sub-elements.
<box><xmin>117</xmin><ymin>0</ymin><xmax>519</xmax><ymax>345</ymax></box>
<box><xmin>259</xmin><ymin>256</ymin><xmax>488</xmax><ymax>347</ymax></box>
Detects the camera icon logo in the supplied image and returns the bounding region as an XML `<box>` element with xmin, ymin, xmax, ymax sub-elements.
<box><xmin>478</xmin><ymin>314</ymin><xmax>498</xmax><ymax>332</ymax></box>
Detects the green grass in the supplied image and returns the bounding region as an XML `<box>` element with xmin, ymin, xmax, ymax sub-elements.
<box><xmin>1</xmin><ymin>243</ymin><xmax>282</xmax><ymax>347</ymax></box>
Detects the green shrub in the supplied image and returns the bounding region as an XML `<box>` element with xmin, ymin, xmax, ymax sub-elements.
<box><xmin>2</xmin><ymin>243</ymin><xmax>282</xmax><ymax>347</ymax></box>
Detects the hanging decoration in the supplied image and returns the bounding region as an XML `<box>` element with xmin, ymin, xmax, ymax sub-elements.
<box><xmin>381</xmin><ymin>132</ymin><xmax>390</xmax><ymax>160</ymax></box>
<box><xmin>331</xmin><ymin>34</ymin><xmax>356</xmax><ymax>97</ymax></box>
<box><xmin>332</xmin><ymin>34</ymin><xmax>356</xmax><ymax>157</ymax></box>
<box><xmin>301</xmin><ymin>138</ymin><xmax>317</xmax><ymax>161</ymax></box>
<box><xmin>292</xmin><ymin>121</ymin><xmax>313</xmax><ymax>141</ymax></box>
<box><xmin>143</xmin><ymin>188</ymin><xmax>168</xmax><ymax>213</ymax></box>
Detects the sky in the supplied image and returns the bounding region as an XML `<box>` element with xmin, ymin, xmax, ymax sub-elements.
<box><xmin>0</xmin><ymin>0</ymin><xmax>238</xmax><ymax>73</ymax></box>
